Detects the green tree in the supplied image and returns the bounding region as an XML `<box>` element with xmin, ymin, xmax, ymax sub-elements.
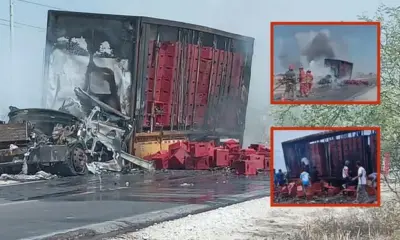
<box><xmin>271</xmin><ymin>4</ymin><xmax>400</xmax><ymax>198</ymax></box>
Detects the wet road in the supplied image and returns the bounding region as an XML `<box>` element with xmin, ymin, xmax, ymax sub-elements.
<box><xmin>0</xmin><ymin>170</ymin><xmax>269</xmax><ymax>240</ymax></box>
<box><xmin>274</xmin><ymin>82</ymin><xmax>377</xmax><ymax>102</ymax></box>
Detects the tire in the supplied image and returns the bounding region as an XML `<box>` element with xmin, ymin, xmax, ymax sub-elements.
<box><xmin>56</xmin><ymin>142</ymin><xmax>88</xmax><ymax>177</ymax></box>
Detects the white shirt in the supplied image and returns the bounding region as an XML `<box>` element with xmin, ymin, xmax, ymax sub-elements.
<box><xmin>301</xmin><ymin>157</ymin><xmax>309</xmax><ymax>165</ymax></box>
<box><xmin>358</xmin><ymin>167</ymin><xmax>367</xmax><ymax>185</ymax></box>
<box><xmin>342</xmin><ymin>166</ymin><xmax>349</xmax><ymax>178</ymax></box>
<box><xmin>300</xmin><ymin>171</ymin><xmax>310</xmax><ymax>182</ymax></box>
<box><xmin>369</xmin><ymin>173</ymin><xmax>377</xmax><ymax>180</ymax></box>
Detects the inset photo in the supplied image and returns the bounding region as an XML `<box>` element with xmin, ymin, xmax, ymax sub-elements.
<box><xmin>270</xmin><ymin>127</ymin><xmax>380</xmax><ymax>207</ymax></box>
<box><xmin>270</xmin><ymin>21</ymin><xmax>380</xmax><ymax>104</ymax></box>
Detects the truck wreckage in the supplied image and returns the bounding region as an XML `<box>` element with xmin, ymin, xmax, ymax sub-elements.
<box><xmin>0</xmin><ymin>87</ymin><xmax>155</xmax><ymax>176</ymax></box>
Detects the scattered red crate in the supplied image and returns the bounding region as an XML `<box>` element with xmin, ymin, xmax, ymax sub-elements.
<box><xmin>143</xmin><ymin>140</ymin><xmax>270</xmax><ymax>175</ymax></box>
<box><xmin>343</xmin><ymin>79</ymin><xmax>369</xmax><ymax>85</ymax></box>
<box><xmin>215</xmin><ymin>149</ymin><xmax>229</xmax><ymax>167</ymax></box>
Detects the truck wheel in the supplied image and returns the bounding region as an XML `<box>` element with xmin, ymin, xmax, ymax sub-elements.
<box><xmin>57</xmin><ymin>142</ymin><xmax>88</xmax><ymax>176</ymax></box>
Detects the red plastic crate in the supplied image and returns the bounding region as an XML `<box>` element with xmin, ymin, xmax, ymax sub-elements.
<box><xmin>169</xmin><ymin>147</ymin><xmax>189</xmax><ymax>169</ymax></box>
<box><xmin>147</xmin><ymin>77</ymin><xmax>173</xmax><ymax>92</ymax></box>
<box><xmin>189</xmin><ymin>142</ymin><xmax>210</xmax><ymax>157</ymax></box>
<box><xmin>159</xmin><ymin>42</ymin><xmax>177</xmax><ymax>55</ymax></box>
<box><xmin>201</xmin><ymin>47</ymin><xmax>214</xmax><ymax>60</ymax></box>
<box><xmin>157</xmin><ymin>54</ymin><xmax>177</xmax><ymax>68</ymax></box>
<box><xmin>215</xmin><ymin>149</ymin><xmax>229</xmax><ymax>167</ymax></box>
<box><xmin>169</xmin><ymin>141</ymin><xmax>188</xmax><ymax>153</ymax></box>
<box><xmin>145</xmin><ymin>90</ymin><xmax>171</xmax><ymax>103</ymax></box>
<box><xmin>248</xmin><ymin>154</ymin><xmax>265</xmax><ymax>169</ymax></box>
<box><xmin>185</xmin><ymin>156</ymin><xmax>211</xmax><ymax>170</ymax></box>
<box><xmin>234</xmin><ymin>160</ymin><xmax>258</xmax><ymax>175</ymax></box>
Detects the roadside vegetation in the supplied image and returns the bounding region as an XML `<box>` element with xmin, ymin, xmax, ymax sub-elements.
<box><xmin>272</xmin><ymin>4</ymin><xmax>400</xmax><ymax>240</ymax></box>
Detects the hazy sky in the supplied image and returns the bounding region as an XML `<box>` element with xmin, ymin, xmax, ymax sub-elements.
<box><xmin>273</xmin><ymin>25</ymin><xmax>378</xmax><ymax>73</ymax></box>
<box><xmin>0</xmin><ymin>0</ymin><xmax>392</xmax><ymax>144</ymax></box>
<box><xmin>273</xmin><ymin>130</ymin><xmax>323</xmax><ymax>171</ymax></box>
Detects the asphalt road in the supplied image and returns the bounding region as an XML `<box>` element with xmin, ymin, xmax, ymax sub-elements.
<box><xmin>273</xmin><ymin>81</ymin><xmax>378</xmax><ymax>102</ymax></box>
<box><xmin>0</xmin><ymin>170</ymin><xmax>269</xmax><ymax>240</ymax></box>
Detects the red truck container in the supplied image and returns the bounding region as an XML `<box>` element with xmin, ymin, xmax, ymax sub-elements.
<box><xmin>282</xmin><ymin>130</ymin><xmax>378</xmax><ymax>182</ymax></box>
<box><xmin>43</xmin><ymin>10</ymin><xmax>254</xmax><ymax>155</ymax></box>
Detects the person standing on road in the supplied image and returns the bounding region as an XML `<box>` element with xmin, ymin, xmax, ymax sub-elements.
<box><xmin>276</xmin><ymin>169</ymin><xmax>285</xmax><ymax>186</ymax></box>
<box><xmin>352</xmin><ymin>161</ymin><xmax>369</xmax><ymax>203</ymax></box>
<box><xmin>305</xmin><ymin>70</ymin><xmax>313</xmax><ymax>96</ymax></box>
<box><xmin>342</xmin><ymin>160</ymin><xmax>351</xmax><ymax>189</ymax></box>
<box><xmin>298</xmin><ymin>66</ymin><xmax>307</xmax><ymax>97</ymax></box>
<box><xmin>282</xmin><ymin>65</ymin><xmax>296</xmax><ymax>101</ymax></box>
<box><xmin>300</xmin><ymin>168</ymin><xmax>311</xmax><ymax>198</ymax></box>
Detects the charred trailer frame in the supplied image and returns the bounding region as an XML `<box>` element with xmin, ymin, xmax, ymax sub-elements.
<box><xmin>43</xmin><ymin>11</ymin><xmax>254</xmax><ymax>156</ymax></box>
<box><xmin>324</xmin><ymin>58</ymin><xmax>353</xmax><ymax>80</ymax></box>
<box><xmin>281</xmin><ymin>130</ymin><xmax>377</xmax><ymax>184</ymax></box>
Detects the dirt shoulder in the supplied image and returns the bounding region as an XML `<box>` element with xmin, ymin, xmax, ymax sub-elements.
<box><xmin>110</xmin><ymin>184</ymin><xmax>397</xmax><ymax>240</ymax></box>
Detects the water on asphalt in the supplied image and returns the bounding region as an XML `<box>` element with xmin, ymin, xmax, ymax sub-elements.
<box><xmin>0</xmin><ymin>170</ymin><xmax>269</xmax><ymax>239</ymax></box>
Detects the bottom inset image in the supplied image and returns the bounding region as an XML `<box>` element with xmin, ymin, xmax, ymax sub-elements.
<box><xmin>271</xmin><ymin>127</ymin><xmax>380</xmax><ymax>207</ymax></box>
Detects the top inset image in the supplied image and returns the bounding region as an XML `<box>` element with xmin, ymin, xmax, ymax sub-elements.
<box><xmin>270</xmin><ymin>21</ymin><xmax>380</xmax><ymax>105</ymax></box>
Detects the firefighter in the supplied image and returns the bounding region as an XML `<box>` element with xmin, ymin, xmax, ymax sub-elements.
<box><xmin>298</xmin><ymin>66</ymin><xmax>306</xmax><ymax>97</ymax></box>
<box><xmin>282</xmin><ymin>65</ymin><xmax>296</xmax><ymax>101</ymax></box>
<box><xmin>305</xmin><ymin>70</ymin><xmax>313</xmax><ymax>97</ymax></box>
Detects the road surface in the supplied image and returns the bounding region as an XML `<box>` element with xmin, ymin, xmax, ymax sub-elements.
<box><xmin>0</xmin><ymin>170</ymin><xmax>269</xmax><ymax>240</ymax></box>
<box><xmin>273</xmin><ymin>80</ymin><xmax>378</xmax><ymax>102</ymax></box>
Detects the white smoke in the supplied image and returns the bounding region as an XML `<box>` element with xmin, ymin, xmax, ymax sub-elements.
<box><xmin>291</xmin><ymin>30</ymin><xmax>351</xmax><ymax>88</ymax></box>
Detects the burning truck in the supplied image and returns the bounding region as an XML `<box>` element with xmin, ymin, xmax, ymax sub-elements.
<box><xmin>0</xmin><ymin>10</ymin><xmax>268</xmax><ymax>176</ymax></box>
<box><xmin>317</xmin><ymin>58</ymin><xmax>354</xmax><ymax>85</ymax></box>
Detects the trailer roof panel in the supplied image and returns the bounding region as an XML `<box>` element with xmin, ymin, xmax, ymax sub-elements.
<box><xmin>281</xmin><ymin>130</ymin><xmax>363</xmax><ymax>144</ymax></box>
<box><xmin>47</xmin><ymin>10</ymin><xmax>255</xmax><ymax>42</ymax></box>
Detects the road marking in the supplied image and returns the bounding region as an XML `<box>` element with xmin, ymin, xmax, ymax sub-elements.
<box><xmin>0</xmin><ymin>180</ymin><xmax>47</xmax><ymax>188</ymax></box>
<box><xmin>0</xmin><ymin>199</ymin><xmax>39</xmax><ymax>207</ymax></box>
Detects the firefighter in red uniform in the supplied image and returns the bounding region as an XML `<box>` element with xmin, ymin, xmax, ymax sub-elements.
<box><xmin>298</xmin><ymin>66</ymin><xmax>306</xmax><ymax>97</ymax></box>
<box><xmin>305</xmin><ymin>70</ymin><xmax>313</xmax><ymax>97</ymax></box>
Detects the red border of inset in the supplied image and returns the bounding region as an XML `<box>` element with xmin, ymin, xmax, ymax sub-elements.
<box><xmin>270</xmin><ymin>21</ymin><xmax>381</xmax><ymax>105</ymax></box>
<box><xmin>270</xmin><ymin>126</ymin><xmax>381</xmax><ymax>207</ymax></box>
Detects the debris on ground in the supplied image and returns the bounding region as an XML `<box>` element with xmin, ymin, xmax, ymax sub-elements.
<box><xmin>274</xmin><ymin>180</ymin><xmax>377</xmax><ymax>204</ymax></box>
<box><xmin>0</xmin><ymin>171</ymin><xmax>57</xmax><ymax>181</ymax></box>
<box><xmin>86</xmin><ymin>160</ymin><xmax>122</xmax><ymax>174</ymax></box>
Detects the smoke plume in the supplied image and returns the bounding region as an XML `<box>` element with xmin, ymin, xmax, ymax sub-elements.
<box><xmin>301</xmin><ymin>32</ymin><xmax>335</xmax><ymax>62</ymax></box>
<box><xmin>277</xmin><ymin>29</ymin><xmax>348</xmax><ymax>71</ymax></box>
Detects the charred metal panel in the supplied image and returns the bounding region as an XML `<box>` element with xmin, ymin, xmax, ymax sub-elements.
<box><xmin>0</xmin><ymin>123</ymin><xmax>28</xmax><ymax>145</ymax></box>
<box><xmin>44</xmin><ymin>10</ymin><xmax>138</xmax><ymax>116</ymax></box>
<box><xmin>29</xmin><ymin>145</ymin><xmax>69</xmax><ymax>163</ymax></box>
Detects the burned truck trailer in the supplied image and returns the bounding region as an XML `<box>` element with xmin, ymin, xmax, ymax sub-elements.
<box><xmin>282</xmin><ymin>130</ymin><xmax>377</xmax><ymax>182</ymax></box>
<box><xmin>43</xmin><ymin>10</ymin><xmax>254</xmax><ymax>158</ymax></box>
<box><xmin>324</xmin><ymin>58</ymin><xmax>353</xmax><ymax>79</ymax></box>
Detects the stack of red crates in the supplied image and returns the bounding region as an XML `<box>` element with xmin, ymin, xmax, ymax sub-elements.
<box><xmin>309</xmin><ymin>143</ymin><xmax>327</xmax><ymax>177</ymax></box>
<box><xmin>144</xmin><ymin>41</ymin><xmax>178</xmax><ymax>127</ymax></box>
<box><xmin>329</xmin><ymin>139</ymin><xmax>343</xmax><ymax>174</ymax></box>
<box><xmin>370</xmin><ymin>135</ymin><xmax>377</xmax><ymax>171</ymax></box>
<box><xmin>144</xmin><ymin>40</ymin><xmax>246</xmax><ymax>129</ymax></box>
